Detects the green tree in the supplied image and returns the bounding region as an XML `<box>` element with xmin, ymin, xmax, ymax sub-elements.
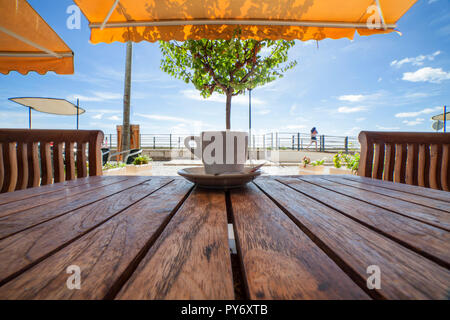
<box><xmin>160</xmin><ymin>36</ymin><xmax>297</xmax><ymax>129</ymax></box>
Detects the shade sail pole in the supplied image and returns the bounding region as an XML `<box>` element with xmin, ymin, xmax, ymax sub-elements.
<box><xmin>100</xmin><ymin>0</ymin><xmax>120</xmax><ymax>30</ymax></box>
<box><xmin>0</xmin><ymin>26</ymin><xmax>62</xmax><ymax>58</ymax></box>
<box><xmin>76</xmin><ymin>99</ymin><xmax>80</xmax><ymax>130</ymax></box>
<box><xmin>444</xmin><ymin>105</ymin><xmax>447</xmax><ymax>133</ymax></box>
<box><xmin>29</xmin><ymin>107</ymin><xmax>32</xmax><ymax>129</ymax></box>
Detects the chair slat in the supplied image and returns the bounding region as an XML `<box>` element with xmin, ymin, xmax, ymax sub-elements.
<box><xmin>27</xmin><ymin>142</ymin><xmax>40</xmax><ymax>188</ymax></box>
<box><xmin>358</xmin><ymin>132</ymin><xmax>373</xmax><ymax>177</ymax></box>
<box><xmin>372</xmin><ymin>143</ymin><xmax>385</xmax><ymax>180</ymax></box>
<box><xmin>383</xmin><ymin>143</ymin><xmax>395</xmax><ymax>181</ymax></box>
<box><xmin>0</xmin><ymin>144</ymin><xmax>4</xmax><ymax>191</ymax></box>
<box><xmin>418</xmin><ymin>144</ymin><xmax>430</xmax><ymax>188</ymax></box>
<box><xmin>394</xmin><ymin>143</ymin><xmax>407</xmax><ymax>183</ymax></box>
<box><xmin>15</xmin><ymin>143</ymin><xmax>28</xmax><ymax>190</ymax></box>
<box><xmin>406</xmin><ymin>143</ymin><xmax>418</xmax><ymax>186</ymax></box>
<box><xmin>76</xmin><ymin>142</ymin><xmax>87</xmax><ymax>178</ymax></box>
<box><xmin>40</xmin><ymin>142</ymin><xmax>53</xmax><ymax>186</ymax></box>
<box><xmin>1</xmin><ymin>142</ymin><xmax>18</xmax><ymax>193</ymax></box>
<box><xmin>65</xmin><ymin>142</ymin><xmax>75</xmax><ymax>181</ymax></box>
<box><xmin>88</xmin><ymin>135</ymin><xmax>103</xmax><ymax>176</ymax></box>
<box><xmin>53</xmin><ymin>142</ymin><xmax>65</xmax><ymax>183</ymax></box>
<box><xmin>441</xmin><ymin>144</ymin><xmax>449</xmax><ymax>191</ymax></box>
<box><xmin>429</xmin><ymin>144</ymin><xmax>442</xmax><ymax>190</ymax></box>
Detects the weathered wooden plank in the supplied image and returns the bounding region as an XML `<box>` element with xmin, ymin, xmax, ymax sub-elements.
<box><xmin>15</xmin><ymin>143</ymin><xmax>28</xmax><ymax>191</ymax></box>
<box><xmin>231</xmin><ymin>183</ymin><xmax>369</xmax><ymax>300</ymax></box>
<box><xmin>276</xmin><ymin>177</ymin><xmax>450</xmax><ymax>268</ymax></box>
<box><xmin>299</xmin><ymin>176</ymin><xmax>450</xmax><ymax>231</ymax></box>
<box><xmin>0</xmin><ymin>175</ymin><xmax>116</xmax><ymax>206</ymax></box>
<box><xmin>342</xmin><ymin>175</ymin><xmax>450</xmax><ymax>202</ymax></box>
<box><xmin>116</xmin><ymin>188</ymin><xmax>234</xmax><ymax>300</ymax></box>
<box><xmin>0</xmin><ymin>177</ymin><xmax>173</xmax><ymax>286</ymax></box>
<box><xmin>0</xmin><ymin>175</ymin><xmax>129</xmax><ymax>218</ymax></box>
<box><xmin>255</xmin><ymin>177</ymin><xmax>450</xmax><ymax>299</ymax></box>
<box><xmin>323</xmin><ymin>175</ymin><xmax>450</xmax><ymax>213</ymax></box>
<box><xmin>0</xmin><ymin>177</ymin><xmax>149</xmax><ymax>239</ymax></box>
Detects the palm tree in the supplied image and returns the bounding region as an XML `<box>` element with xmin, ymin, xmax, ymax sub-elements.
<box><xmin>122</xmin><ymin>41</ymin><xmax>132</xmax><ymax>157</ymax></box>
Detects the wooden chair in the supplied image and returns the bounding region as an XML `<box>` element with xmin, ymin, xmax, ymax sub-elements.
<box><xmin>0</xmin><ymin>129</ymin><xmax>104</xmax><ymax>193</ymax></box>
<box><xmin>358</xmin><ymin>131</ymin><xmax>450</xmax><ymax>191</ymax></box>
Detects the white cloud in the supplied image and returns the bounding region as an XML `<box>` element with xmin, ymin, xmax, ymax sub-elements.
<box><xmin>402</xmin><ymin>67</ymin><xmax>450</xmax><ymax>83</ymax></box>
<box><xmin>356</xmin><ymin>117</ymin><xmax>366</xmax><ymax>122</ymax></box>
<box><xmin>107</xmin><ymin>115</ymin><xmax>120</xmax><ymax>121</ymax></box>
<box><xmin>391</xmin><ymin>51</ymin><xmax>441</xmax><ymax>68</ymax></box>
<box><xmin>92</xmin><ymin>114</ymin><xmax>103</xmax><ymax>119</ymax></box>
<box><xmin>337</xmin><ymin>106</ymin><xmax>368</xmax><ymax>113</ymax></box>
<box><xmin>68</xmin><ymin>91</ymin><xmax>122</xmax><ymax>102</ymax></box>
<box><xmin>376</xmin><ymin>125</ymin><xmax>401</xmax><ymax>130</ymax></box>
<box><xmin>402</xmin><ymin>118</ymin><xmax>425</xmax><ymax>126</ymax></box>
<box><xmin>395</xmin><ymin>106</ymin><xmax>441</xmax><ymax>118</ymax></box>
<box><xmin>338</xmin><ymin>95</ymin><xmax>365</xmax><ymax>102</ymax></box>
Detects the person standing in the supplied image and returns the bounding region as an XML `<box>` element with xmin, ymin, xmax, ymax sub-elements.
<box><xmin>307</xmin><ymin>127</ymin><xmax>318</xmax><ymax>151</ymax></box>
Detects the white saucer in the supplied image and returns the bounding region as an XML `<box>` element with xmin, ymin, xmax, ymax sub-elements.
<box><xmin>177</xmin><ymin>167</ymin><xmax>261</xmax><ymax>189</ymax></box>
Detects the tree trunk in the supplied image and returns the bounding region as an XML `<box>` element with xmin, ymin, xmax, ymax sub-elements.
<box><xmin>226</xmin><ymin>93</ymin><xmax>232</xmax><ymax>130</ymax></box>
<box><xmin>122</xmin><ymin>41</ymin><xmax>132</xmax><ymax>160</ymax></box>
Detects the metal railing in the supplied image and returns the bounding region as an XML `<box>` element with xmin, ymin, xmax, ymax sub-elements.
<box><xmin>103</xmin><ymin>132</ymin><xmax>360</xmax><ymax>153</ymax></box>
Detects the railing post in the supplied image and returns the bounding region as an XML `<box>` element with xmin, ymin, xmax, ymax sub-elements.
<box><xmin>153</xmin><ymin>136</ymin><xmax>155</xmax><ymax>149</ymax></box>
<box><xmin>109</xmin><ymin>134</ymin><xmax>112</xmax><ymax>148</ymax></box>
<box><xmin>345</xmin><ymin>136</ymin><xmax>349</xmax><ymax>154</ymax></box>
<box><xmin>292</xmin><ymin>135</ymin><xmax>294</xmax><ymax>150</ymax></box>
<box><xmin>297</xmin><ymin>133</ymin><xmax>300</xmax><ymax>151</ymax></box>
<box><xmin>263</xmin><ymin>135</ymin><xmax>266</xmax><ymax>149</ymax></box>
<box><xmin>169</xmin><ymin>134</ymin><xmax>172</xmax><ymax>149</ymax></box>
<box><xmin>271</xmin><ymin>133</ymin><xmax>274</xmax><ymax>149</ymax></box>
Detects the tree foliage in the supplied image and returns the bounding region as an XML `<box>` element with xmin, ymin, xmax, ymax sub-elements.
<box><xmin>159</xmin><ymin>33</ymin><xmax>297</xmax><ymax>129</ymax></box>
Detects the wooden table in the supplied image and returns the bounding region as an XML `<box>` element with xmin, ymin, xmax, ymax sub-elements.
<box><xmin>0</xmin><ymin>175</ymin><xmax>448</xmax><ymax>300</ymax></box>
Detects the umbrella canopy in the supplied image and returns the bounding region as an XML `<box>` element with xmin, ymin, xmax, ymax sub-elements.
<box><xmin>0</xmin><ymin>0</ymin><xmax>74</xmax><ymax>75</ymax></box>
<box><xmin>74</xmin><ymin>0</ymin><xmax>417</xmax><ymax>44</ymax></box>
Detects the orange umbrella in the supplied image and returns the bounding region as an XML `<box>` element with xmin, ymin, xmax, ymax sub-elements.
<box><xmin>74</xmin><ymin>0</ymin><xmax>417</xmax><ymax>43</ymax></box>
<box><xmin>0</xmin><ymin>0</ymin><xmax>74</xmax><ymax>75</ymax></box>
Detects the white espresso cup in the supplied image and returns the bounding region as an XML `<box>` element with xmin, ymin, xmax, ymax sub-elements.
<box><xmin>184</xmin><ymin>131</ymin><xmax>248</xmax><ymax>174</ymax></box>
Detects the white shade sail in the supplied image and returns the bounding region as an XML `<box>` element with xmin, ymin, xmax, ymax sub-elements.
<box><xmin>9</xmin><ymin>97</ymin><xmax>85</xmax><ymax>115</ymax></box>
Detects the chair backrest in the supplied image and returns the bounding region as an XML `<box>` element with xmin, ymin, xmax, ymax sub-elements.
<box><xmin>0</xmin><ymin>129</ymin><xmax>104</xmax><ymax>193</ymax></box>
<box><xmin>125</xmin><ymin>149</ymin><xmax>143</xmax><ymax>164</ymax></box>
<box><xmin>101</xmin><ymin>148</ymin><xmax>110</xmax><ymax>166</ymax></box>
<box><xmin>358</xmin><ymin>131</ymin><xmax>450</xmax><ymax>191</ymax></box>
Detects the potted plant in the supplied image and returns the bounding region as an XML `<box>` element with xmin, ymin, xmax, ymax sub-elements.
<box><xmin>330</xmin><ymin>152</ymin><xmax>359</xmax><ymax>175</ymax></box>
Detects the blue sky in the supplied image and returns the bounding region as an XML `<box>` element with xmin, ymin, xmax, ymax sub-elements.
<box><xmin>1</xmin><ymin>0</ymin><xmax>449</xmax><ymax>136</ymax></box>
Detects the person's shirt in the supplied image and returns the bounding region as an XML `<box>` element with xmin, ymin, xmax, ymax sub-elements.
<box><xmin>311</xmin><ymin>130</ymin><xmax>318</xmax><ymax>138</ymax></box>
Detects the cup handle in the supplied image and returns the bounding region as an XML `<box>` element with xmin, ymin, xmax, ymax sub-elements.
<box><xmin>184</xmin><ymin>136</ymin><xmax>202</xmax><ymax>158</ymax></box>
